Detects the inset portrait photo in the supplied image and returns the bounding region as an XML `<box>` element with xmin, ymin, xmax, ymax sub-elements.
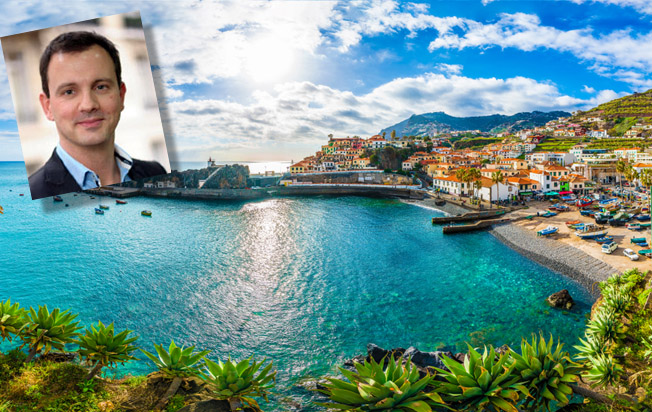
<box><xmin>1</xmin><ymin>11</ymin><xmax>171</xmax><ymax>200</ymax></box>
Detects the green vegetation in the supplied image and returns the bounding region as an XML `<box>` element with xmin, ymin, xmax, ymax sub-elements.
<box><xmin>76</xmin><ymin>322</ymin><xmax>139</xmax><ymax>380</ymax></box>
<box><xmin>452</xmin><ymin>136</ymin><xmax>502</xmax><ymax>150</ymax></box>
<box><xmin>20</xmin><ymin>305</ymin><xmax>81</xmax><ymax>363</ymax></box>
<box><xmin>583</xmin><ymin>89</ymin><xmax>652</xmax><ymax>118</ymax></box>
<box><xmin>319</xmin><ymin>354</ymin><xmax>444</xmax><ymax>411</ymax></box>
<box><xmin>609</xmin><ymin>116</ymin><xmax>638</xmax><ymax>137</ymax></box>
<box><xmin>4</xmin><ymin>270</ymin><xmax>652</xmax><ymax>412</ymax></box>
<box><xmin>586</xmin><ymin>138</ymin><xmax>651</xmax><ymax>151</ymax></box>
<box><xmin>533</xmin><ymin>137</ymin><xmax>581</xmax><ymax>152</ymax></box>
<box><xmin>202</xmin><ymin>357</ymin><xmax>276</xmax><ymax>411</ymax></box>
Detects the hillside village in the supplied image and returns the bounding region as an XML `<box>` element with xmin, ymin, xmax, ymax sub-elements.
<box><xmin>287</xmin><ymin>99</ymin><xmax>652</xmax><ymax>203</ymax></box>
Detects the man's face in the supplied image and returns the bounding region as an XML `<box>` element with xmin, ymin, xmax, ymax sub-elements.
<box><xmin>39</xmin><ymin>44</ymin><xmax>126</xmax><ymax>151</ymax></box>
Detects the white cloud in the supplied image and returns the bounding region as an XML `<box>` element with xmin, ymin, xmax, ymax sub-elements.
<box><xmin>482</xmin><ymin>0</ymin><xmax>496</xmax><ymax>5</ymax></box>
<box><xmin>570</xmin><ymin>0</ymin><xmax>652</xmax><ymax>15</ymax></box>
<box><xmin>164</xmin><ymin>73</ymin><xmax>620</xmax><ymax>160</ymax></box>
<box><xmin>426</xmin><ymin>12</ymin><xmax>652</xmax><ymax>87</ymax></box>
<box><xmin>435</xmin><ymin>63</ymin><xmax>463</xmax><ymax>75</ymax></box>
<box><xmin>582</xmin><ymin>85</ymin><xmax>596</xmax><ymax>93</ymax></box>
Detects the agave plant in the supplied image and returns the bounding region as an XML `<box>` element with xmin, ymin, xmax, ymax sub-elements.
<box><xmin>76</xmin><ymin>321</ymin><xmax>139</xmax><ymax>380</ymax></box>
<box><xmin>573</xmin><ymin>333</ymin><xmax>608</xmax><ymax>361</ymax></box>
<box><xmin>141</xmin><ymin>340</ymin><xmax>210</xmax><ymax>410</ymax></box>
<box><xmin>510</xmin><ymin>334</ymin><xmax>581</xmax><ymax>411</ymax></box>
<box><xmin>435</xmin><ymin>345</ymin><xmax>529</xmax><ymax>412</ymax></box>
<box><xmin>602</xmin><ymin>288</ymin><xmax>632</xmax><ymax>315</ymax></box>
<box><xmin>586</xmin><ymin>309</ymin><xmax>625</xmax><ymax>344</ymax></box>
<box><xmin>203</xmin><ymin>357</ymin><xmax>277</xmax><ymax>411</ymax></box>
<box><xmin>20</xmin><ymin>305</ymin><xmax>81</xmax><ymax>362</ymax></box>
<box><xmin>0</xmin><ymin>299</ymin><xmax>27</xmax><ymax>342</ymax></box>
<box><xmin>318</xmin><ymin>354</ymin><xmax>444</xmax><ymax>412</ymax></box>
<box><xmin>584</xmin><ymin>354</ymin><xmax>623</xmax><ymax>388</ymax></box>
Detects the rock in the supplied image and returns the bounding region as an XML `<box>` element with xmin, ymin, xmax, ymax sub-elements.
<box><xmin>402</xmin><ymin>347</ymin><xmax>449</xmax><ymax>370</ymax></box>
<box><xmin>367</xmin><ymin>343</ymin><xmax>390</xmax><ymax>363</ymax></box>
<box><xmin>177</xmin><ymin>399</ymin><xmax>231</xmax><ymax>412</ymax></box>
<box><xmin>343</xmin><ymin>354</ymin><xmax>366</xmax><ymax>368</ymax></box>
<box><xmin>546</xmin><ymin>289</ymin><xmax>574</xmax><ymax>310</ymax></box>
<box><xmin>38</xmin><ymin>352</ymin><xmax>76</xmax><ymax>363</ymax></box>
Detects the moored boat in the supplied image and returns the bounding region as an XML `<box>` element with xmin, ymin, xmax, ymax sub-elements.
<box><xmin>631</xmin><ymin>237</ymin><xmax>647</xmax><ymax>244</ymax></box>
<box><xmin>537</xmin><ymin>226</ymin><xmax>558</xmax><ymax>236</ymax></box>
<box><xmin>639</xmin><ymin>249</ymin><xmax>652</xmax><ymax>258</ymax></box>
<box><xmin>141</xmin><ymin>210</ymin><xmax>152</xmax><ymax>217</ymax></box>
<box><xmin>576</xmin><ymin>197</ymin><xmax>593</xmax><ymax>207</ymax></box>
<box><xmin>53</xmin><ymin>195</ymin><xmax>63</xmax><ymax>202</ymax></box>
<box><xmin>94</xmin><ymin>208</ymin><xmax>104</xmax><ymax>215</ymax></box>
<box><xmin>99</xmin><ymin>204</ymin><xmax>110</xmax><ymax>210</ymax></box>
<box><xmin>595</xmin><ymin>235</ymin><xmax>613</xmax><ymax>244</ymax></box>
<box><xmin>116</xmin><ymin>199</ymin><xmax>128</xmax><ymax>204</ymax></box>
<box><xmin>575</xmin><ymin>223</ymin><xmax>608</xmax><ymax>239</ymax></box>
<box><xmin>541</xmin><ymin>211</ymin><xmax>557</xmax><ymax>218</ymax></box>
<box><xmin>627</xmin><ymin>223</ymin><xmax>642</xmax><ymax>231</ymax></box>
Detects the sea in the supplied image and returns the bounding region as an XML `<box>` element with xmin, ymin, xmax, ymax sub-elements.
<box><xmin>0</xmin><ymin>161</ymin><xmax>593</xmax><ymax>410</ymax></box>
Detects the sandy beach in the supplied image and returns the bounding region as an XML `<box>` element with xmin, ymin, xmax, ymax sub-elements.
<box><xmin>421</xmin><ymin>196</ymin><xmax>649</xmax><ymax>295</ymax></box>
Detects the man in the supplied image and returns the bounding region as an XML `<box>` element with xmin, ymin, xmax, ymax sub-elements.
<box><xmin>28</xmin><ymin>31</ymin><xmax>166</xmax><ymax>200</ymax></box>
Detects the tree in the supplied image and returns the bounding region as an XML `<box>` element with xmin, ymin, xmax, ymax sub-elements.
<box><xmin>391</xmin><ymin>130</ymin><xmax>396</xmax><ymax>140</ymax></box>
<box><xmin>328</xmin><ymin>133</ymin><xmax>333</xmax><ymax>139</ymax></box>
<box><xmin>491</xmin><ymin>170</ymin><xmax>505</xmax><ymax>205</ymax></box>
<box><xmin>455</xmin><ymin>168</ymin><xmax>469</xmax><ymax>196</ymax></box>
<box><xmin>623</xmin><ymin>163</ymin><xmax>638</xmax><ymax>188</ymax></box>
<box><xmin>467</xmin><ymin>168</ymin><xmax>482</xmax><ymax>199</ymax></box>
<box><xmin>616</xmin><ymin>159</ymin><xmax>627</xmax><ymax>191</ymax></box>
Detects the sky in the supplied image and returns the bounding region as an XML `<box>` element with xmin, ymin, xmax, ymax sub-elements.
<box><xmin>0</xmin><ymin>0</ymin><xmax>651</xmax><ymax>163</ymax></box>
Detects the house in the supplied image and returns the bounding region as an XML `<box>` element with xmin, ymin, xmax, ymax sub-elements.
<box><xmin>432</xmin><ymin>175</ymin><xmax>469</xmax><ymax>196</ymax></box>
<box><xmin>505</xmin><ymin>177</ymin><xmax>540</xmax><ymax>196</ymax></box>
<box><xmin>477</xmin><ymin>177</ymin><xmax>512</xmax><ymax>202</ymax></box>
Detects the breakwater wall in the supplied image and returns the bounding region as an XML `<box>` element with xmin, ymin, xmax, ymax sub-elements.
<box><xmin>138</xmin><ymin>185</ymin><xmax>425</xmax><ymax>200</ymax></box>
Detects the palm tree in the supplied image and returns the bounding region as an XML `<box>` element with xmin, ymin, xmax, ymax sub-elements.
<box><xmin>491</xmin><ymin>170</ymin><xmax>505</xmax><ymax>206</ymax></box>
<box><xmin>455</xmin><ymin>168</ymin><xmax>469</xmax><ymax>196</ymax></box>
<box><xmin>616</xmin><ymin>159</ymin><xmax>627</xmax><ymax>192</ymax></box>
<box><xmin>467</xmin><ymin>168</ymin><xmax>482</xmax><ymax>199</ymax></box>
<box><xmin>624</xmin><ymin>164</ymin><xmax>639</xmax><ymax>189</ymax></box>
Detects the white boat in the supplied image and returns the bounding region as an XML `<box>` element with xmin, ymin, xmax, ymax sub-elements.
<box><xmin>575</xmin><ymin>223</ymin><xmax>608</xmax><ymax>239</ymax></box>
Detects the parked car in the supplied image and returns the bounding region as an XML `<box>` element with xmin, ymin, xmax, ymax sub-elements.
<box><xmin>601</xmin><ymin>242</ymin><xmax>618</xmax><ymax>254</ymax></box>
<box><xmin>623</xmin><ymin>248</ymin><xmax>640</xmax><ymax>261</ymax></box>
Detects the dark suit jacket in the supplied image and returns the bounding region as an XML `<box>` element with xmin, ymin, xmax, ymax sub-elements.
<box><xmin>28</xmin><ymin>149</ymin><xmax>167</xmax><ymax>200</ymax></box>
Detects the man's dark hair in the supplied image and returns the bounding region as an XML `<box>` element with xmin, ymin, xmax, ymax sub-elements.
<box><xmin>39</xmin><ymin>31</ymin><xmax>122</xmax><ymax>98</ymax></box>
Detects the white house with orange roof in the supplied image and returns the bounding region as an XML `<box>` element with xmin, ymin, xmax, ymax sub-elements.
<box><xmin>365</xmin><ymin>135</ymin><xmax>387</xmax><ymax>149</ymax></box>
<box><xmin>506</xmin><ymin>176</ymin><xmax>540</xmax><ymax>196</ymax></box>
<box><xmin>432</xmin><ymin>175</ymin><xmax>470</xmax><ymax>196</ymax></box>
<box><xmin>477</xmin><ymin>177</ymin><xmax>513</xmax><ymax>201</ymax></box>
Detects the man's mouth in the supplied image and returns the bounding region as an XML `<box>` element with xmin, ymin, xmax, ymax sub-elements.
<box><xmin>77</xmin><ymin>118</ymin><xmax>104</xmax><ymax>128</ymax></box>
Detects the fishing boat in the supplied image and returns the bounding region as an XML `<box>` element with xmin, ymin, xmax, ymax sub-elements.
<box><xmin>627</xmin><ymin>223</ymin><xmax>642</xmax><ymax>231</ymax></box>
<box><xmin>116</xmin><ymin>199</ymin><xmax>128</xmax><ymax>204</ymax></box>
<box><xmin>580</xmin><ymin>210</ymin><xmax>595</xmax><ymax>217</ymax></box>
<box><xmin>53</xmin><ymin>195</ymin><xmax>63</xmax><ymax>202</ymax></box>
<box><xmin>565</xmin><ymin>220</ymin><xmax>581</xmax><ymax>227</ymax></box>
<box><xmin>636</xmin><ymin>214</ymin><xmax>650</xmax><ymax>221</ymax></box>
<box><xmin>639</xmin><ymin>249</ymin><xmax>652</xmax><ymax>258</ymax></box>
<box><xmin>631</xmin><ymin>237</ymin><xmax>647</xmax><ymax>244</ymax></box>
<box><xmin>94</xmin><ymin>208</ymin><xmax>104</xmax><ymax>215</ymax></box>
<box><xmin>575</xmin><ymin>223</ymin><xmax>608</xmax><ymax>239</ymax></box>
<box><xmin>595</xmin><ymin>235</ymin><xmax>613</xmax><ymax>244</ymax></box>
<box><xmin>537</xmin><ymin>226</ymin><xmax>558</xmax><ymax>237</ymax></box>
<box><xmin>541</xmin><ymin>211</ymin><xmax>557</xmax><ymax>218</ymax></box>
<box><xmin>141</xmin><ymin>210</ymin><xmax>152</xmax><ymax>217</ymax></box>
<box><xmin>576</xmin><ymin>197</ymin><xmax>593</xmax><ymax>208</ymax></box>
<box><xmin>99</xmin><ymin>205</ymin><xmax>110</xmax><ymax>210</ymax></box>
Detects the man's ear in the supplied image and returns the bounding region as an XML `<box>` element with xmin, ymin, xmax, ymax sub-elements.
<box><xmin>39</xmin><ymin>92</ymin><xmax>54</xmax><ymax>121</ymax></box>
<box><xmin>119</xmin><ymin>82</ymin><xmax>126</xmax><ymax>111</ymax></box>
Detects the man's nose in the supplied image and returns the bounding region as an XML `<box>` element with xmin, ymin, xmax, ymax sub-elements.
<box><xmin>79</xmin><ymin>90</ymin><xmax>99</xmax><ymax>112</ymax></box>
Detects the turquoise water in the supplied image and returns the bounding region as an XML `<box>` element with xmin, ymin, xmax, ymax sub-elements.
<box><xmin>0</xmin><ymin>161</ymin><xmax>593</xmax><ymax>410</ymax></box>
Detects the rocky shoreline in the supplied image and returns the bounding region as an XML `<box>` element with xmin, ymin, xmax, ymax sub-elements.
<box><xmin>489</xmin><ymin>223</ymin><xmax>618</xmax><ymax>297</ymax></box>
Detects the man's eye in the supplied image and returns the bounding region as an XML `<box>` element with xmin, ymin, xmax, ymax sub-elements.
<box><xmin>97</xmin><ymin>84</ymin><xmax>108</xmax><ymax>90</ymax></box>
<box><xmin>63</xmin><ymin>90</ymin><xmax>74</xmax><ymax>95</ymax></box>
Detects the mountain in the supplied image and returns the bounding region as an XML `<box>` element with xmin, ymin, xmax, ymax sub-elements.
<box><xmin>380</xmin><ymin>111</ymin><xmax>571</xmax><ymax>137</ymax></box>
<box><xmin>576</xmin><ymin>88</ymin><xmax>652</xmax><ymax>119</ymax></box>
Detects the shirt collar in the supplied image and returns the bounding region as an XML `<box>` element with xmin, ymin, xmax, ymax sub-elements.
<box><xmin>55</xmin><ymin>144</ymin><xmax>133</xmax><ymax>190</ymax></box>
